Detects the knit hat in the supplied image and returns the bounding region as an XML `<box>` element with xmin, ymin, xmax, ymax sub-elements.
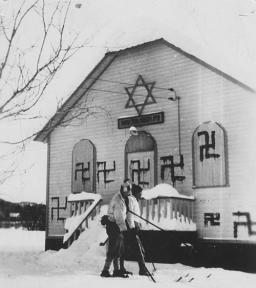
<box><xmin>131</xmin><ymin>184</ymin><xmax>142</xmax><ymax>196</ymax></box>
<box><xmin>120</xmin><ymin>182</ymin><xmax>131</xmax><ymax>194</ymax></box>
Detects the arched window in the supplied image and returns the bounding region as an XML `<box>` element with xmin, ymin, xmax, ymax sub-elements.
<box><xmin>72</xmin><ymin>139</ymin><xmax>96</xmax><ymax>193</ymax></box>
<box><xmin>192</xmin><ymin>122</ymin><xmax>228</xmax><ymax>188</ymax></box>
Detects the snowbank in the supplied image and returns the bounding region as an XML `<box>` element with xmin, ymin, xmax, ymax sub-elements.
<box><xmin>1</xmin><ymin>210</ymin><xmax>256</xmax><ymax>287</ymax></box>
<box><xmin>141</xmin><ymin>184</ymin><xmax>194</xmax><ymax>200</ymax></box>
<box><xmin>39</xmin><ymin>205</ymin><xmax>108</xmax><ymax>274</ymax></box>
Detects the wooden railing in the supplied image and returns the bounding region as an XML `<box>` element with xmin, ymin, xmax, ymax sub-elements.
<box><xmin>139</xmin><ymin>196</ymin><xmax>195</xmax><ymax>231</ymax></box>
<box><xmin>63</xmin><ymin>194</ymin><xmax>102</xmax><ymax>248</ymax></box>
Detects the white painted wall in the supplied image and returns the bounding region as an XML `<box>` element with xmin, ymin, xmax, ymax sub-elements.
<box><xmin>47</xmin><ymin>41</ymin><xmax>256</xmax><ymax>242</ymax></box>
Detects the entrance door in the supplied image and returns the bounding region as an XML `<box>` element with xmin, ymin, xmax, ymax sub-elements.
<box><xmin>125</xmin><ymin>131</ymin><xmax>157</xmax><ymax>188</ymax></box>
<box><xmin>127</xmin><ymin>151</ymin><xmax>154</xmax><ymax>188</ymax></box>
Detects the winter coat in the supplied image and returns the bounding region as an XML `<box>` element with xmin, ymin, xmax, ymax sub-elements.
<box><xmin>106</xmin><ymin>221</ymin><xmax>125</xmax><ymax>258</ymax></box>
<box><xmin>127</xmin><ymin>195</ymin><xmax>141</xmax><ymax>229</ymax></box>
<box><xmin>108</xmin><ymin>192</ymin><xmax>128</xmax><ymax>232</ymax></box>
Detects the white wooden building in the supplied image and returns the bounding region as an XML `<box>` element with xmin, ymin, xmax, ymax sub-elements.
<box><xmin>35</xmin><ymin>38</ymin><xmax>256</xmax><ymax>251</ymax></box>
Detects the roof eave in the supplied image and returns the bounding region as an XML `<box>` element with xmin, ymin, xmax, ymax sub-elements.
<box><xmin>34</xmin><ymin>37</ymin><xmax>255</xmax><ymax>143</ymax></box>
<box><xmin>34</xmin><ymin>52</ymin><xmax>118</xmax><ymax>143</ymax></box>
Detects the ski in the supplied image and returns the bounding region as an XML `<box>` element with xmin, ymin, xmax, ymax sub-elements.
<box><xmin>175</xmin><ymin>276</ymin><xmax>183</xmax><ymax>282</ymax></box>
<box><xmin>175</xmin><ymin>273</ymin><xmax>212</xmax><ymax>282</ymax></box>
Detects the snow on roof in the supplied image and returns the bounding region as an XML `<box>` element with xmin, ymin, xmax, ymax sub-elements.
<box><xmin>141</xmin><ymin>183</ymin><xmax>194</xmax><ymax>200</ymax></box>
<box><xmin>67</xmin><ymin>191</ymin><xmax>101</xmax><ymax>202</ymax></box>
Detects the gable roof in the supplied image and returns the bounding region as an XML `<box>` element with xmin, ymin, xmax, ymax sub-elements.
<box><xmin>34</xmin><ymin>52</ymin><xmax>117</xmax><ymax>142</ymax></box>
<box><xmin>35</xmin><ymin>38</ymin><xmax>255</xmax><ymax>143</ymax></box>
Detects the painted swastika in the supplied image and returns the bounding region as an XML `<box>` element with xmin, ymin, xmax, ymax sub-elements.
<box><xmin>130</xmin><ymin>159</ymin><xmax>150</xmax><ymax>186</ymax></box>
<box><xmin>97</xmin><ymin>161</ymin><xmax>116</xmax><ymax>184</ymax></box>
<box><xmin>75</xmin><ymin>162</ymin><xmax>90</xmax><ymax>182</ymax></box>
<box><xmin>233</xmin><ymin>211</ymin><xmax>256</xmax><ymax>238</ymax></box>
<box><xmin>51</xmin><ymin>197</ymin><xmax>68</xmax><ymax>221</ymax></box>
<box><xmin>204</xmin><ymin>213</ymin><xmax>220</xmax><ymax>226</ymax></box>
<box><xmin>160</xmin><ymin>154</ymin><xmax>185</xmax><ymax>186</ymax></box>
<box><xmin>197</xmin><ymin>131</ymin><xmax>220</xmax><ymax>162</ymax></box>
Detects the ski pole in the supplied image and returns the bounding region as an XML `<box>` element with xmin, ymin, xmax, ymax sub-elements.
<box><xmin>152</xmin><ymin>262</ymin><xmax>156</xmax><ymax>272</ymax></box>
<box><xmin>144</xmin><ymin>264</ymin><xmax>156</xmax><ymax>283</ymax></box>
<box><xmin>128</xmin><ymin>209</ymin><xmax>191</xmax><ymax>248</ymax></box>
<box><xmin>135</xmin><ymin>231</ymin><xmax>156</xmax><ymax>283</ymax></box>
<box><xmin>127</xmin><ymin>209</ymin><xmax>165</xmax><ymax>231</ymax></box>
<box><xmin>99</xmin><ymin>238</ymin><xmax>108</xmax><ymax>246</ymax></box>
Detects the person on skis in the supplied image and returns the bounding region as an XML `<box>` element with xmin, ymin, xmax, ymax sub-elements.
<box><xmin>125</xmin><ymin>184</ymin><xmax>151</xmax><ymax>276</ymax></box>
<box><xmin>100</xmin><ymin>180</ymin><xmax>132</xmax><ymax>278</ymax></box>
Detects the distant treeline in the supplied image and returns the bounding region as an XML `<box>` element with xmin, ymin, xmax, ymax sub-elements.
<box><xmin>0</xmin><ymin>199</ymin><xmax>46</xmax><ymax>230</ymax></box>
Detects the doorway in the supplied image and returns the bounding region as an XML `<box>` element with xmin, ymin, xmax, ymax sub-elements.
<box><xmin>125</xmin><ymin>131</ymin><xmax>157</xmax><ymax>188</ymax></box>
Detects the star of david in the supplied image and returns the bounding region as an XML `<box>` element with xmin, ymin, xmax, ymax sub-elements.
<box><xmin>125</xmin><ymin>75</ymin><xmax>156</xmax><ymax>115</ymax></box>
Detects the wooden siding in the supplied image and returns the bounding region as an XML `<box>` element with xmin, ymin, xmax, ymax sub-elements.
<box><xmin>47</xmin><ymin>41</ymin><xmax>256</xmax><ymax>242</ymax></box>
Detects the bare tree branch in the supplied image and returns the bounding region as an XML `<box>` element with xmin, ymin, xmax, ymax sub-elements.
<box><xmin>0</xmin><ymin>0</ymin><xmax>109</xmax><ymax>187</ymax></box>
<box><xmin>0</xmin><ymin>0</ymin><xmax>81</xmax><ymax>119</ymax></box>
<box><xmin>0</xmin><ymin>0</ymin><xmax>91</xmax><ymax>185</ymax></box>
<box><xmin>0</xmin><ymin>1</ymin><xmax>39</xmax><ymax>80</ymax></box>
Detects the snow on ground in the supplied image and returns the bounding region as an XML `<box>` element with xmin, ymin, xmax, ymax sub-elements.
<box><xmin>0</xmin><ymin>227</ymin><xmax>45</xmax><ymax>252</ymax></box>
<box><xmin>0</xmin><ymin>216</ymin><xmax>256</xmax><ymax>288</ymax></box>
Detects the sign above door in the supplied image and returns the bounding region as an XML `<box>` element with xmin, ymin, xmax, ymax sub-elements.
<box><xmin>118</xmin><ymin>111</ymin><xmax>164</xmax><ymax>129</ymax></box>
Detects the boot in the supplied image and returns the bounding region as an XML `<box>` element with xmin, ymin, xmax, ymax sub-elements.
<box><xmin>112</xmin><ymin>270</ymin><xmax>129</xmax><ymax>278</ymax></box>
<box><xmin>139</xmin><ymin>268</ymin><xmax>151</xmax><ymax>276</ymax></box>
<box><xmin>138</xmin><ymin>263</ymin><xmax>151</xmax><ymax>276</ymax></box>
<box><xmin>120</xmin><ymin>257</ymin><xmax>132</xmax><ymax>275</ymax></box>
<box><xmin>120</xmin><ymin>267</ymin><xmax>133</xmax><ymax>275</ymax></box>
<box><xmin>100</xmin><ymin>270</ymin><xmax>111</xmax><ymax>277</ymax></box>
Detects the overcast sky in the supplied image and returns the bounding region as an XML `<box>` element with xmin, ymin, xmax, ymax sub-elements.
<box><xmin>1</xmin><ymin>0</ymin><xmax>256</xmax><ymax>203</ymax></box>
